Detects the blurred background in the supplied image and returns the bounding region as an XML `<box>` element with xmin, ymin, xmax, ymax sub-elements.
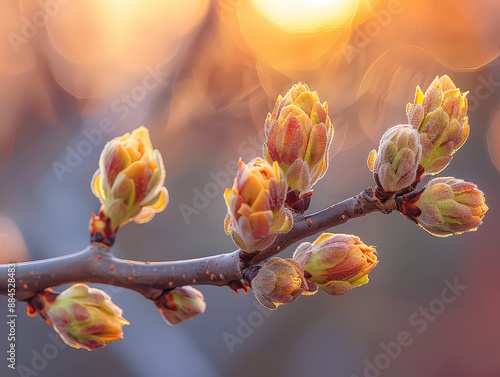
<box><xmin>0</xmin><ymin>0</ymin><xmax>499</xmax><ymax>376</ymax></box>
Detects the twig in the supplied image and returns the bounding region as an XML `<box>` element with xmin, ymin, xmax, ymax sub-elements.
<box><xmin>249</xmin><ymin>187</ymin><xmax>397</xmax><ymax>266</ymax></box>
<box><xmin>0</xmin><ymin>187</ymin><xmax>399</xmax><ymax>302</ymax></box>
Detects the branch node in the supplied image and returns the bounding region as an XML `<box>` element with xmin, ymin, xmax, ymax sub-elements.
<box><xmin>362</xmin><ymin>187</ymin><xmax>397</xmax><ymax>214</ymax></box>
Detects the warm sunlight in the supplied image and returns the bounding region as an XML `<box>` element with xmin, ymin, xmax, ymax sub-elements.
<box><xmin>0</xmin><ymin>1</ymin><xmax>499</xmax><ymax>376</ymax></box>
<box><xmin>251</xmin><ymin>0</ymin><xmax>358</xmax><ymax>33</ymax></box>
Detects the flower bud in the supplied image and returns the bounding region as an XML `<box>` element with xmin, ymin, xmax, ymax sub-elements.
<box><xmin>29</xmin><ymin>284</ymin><xmax>129</xmax><ymax>351</ymax></box>
<box><xmin>401</xmin><ymin>177</ymin><xmax>488</xmax><ymax>237</ymax></box>
<box><xmin>367</xmin><ymin>124</ymin><xmax>422</xmax><ymax>197</ymax></box>
<box><xmin>263</xmin><ymin>83</ymin><xmax>334</xmax><ymax>205</ymax></box>
<box><xmin>224</xmin><ymin>158</ymin><xmax>293</xmax><ymax>252</ymax></box>
<box><xmin>251</xmin><ymin>257</ymin><xmax>309</xmax><ymax>310</ymax></box>
<box><xmin>91</xmin><ymin>126</ymin><xmax>169</xmax><ymax>232</ymax></box>
<box><xmin>154</xmin><ymin>286</ymin><xmax>206</xmax><ymax>325</ymax></box>
<box><xmin>406</xmin><ymin>75</ymin><xmax>469</xmax><ymax>175</ymax></box>
<box><xmin>293</xmin><ymin>233</ymin><xmax>378</xmax><ymax>296</ymax></box>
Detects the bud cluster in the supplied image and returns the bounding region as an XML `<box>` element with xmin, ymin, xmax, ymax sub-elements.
<box><xmin>250</xmin><ymin>233</ymin><xmax>379</xmax><ymax>310</ymax></box>
<box><xmin>224</xmin><ymin>84</ymin><xmax>335</xmax><ymax>254</ymax></box>
<box><xmin>365</xmin><ymin>75</ymin><xmax>487</xmax><ymax>237</ymax></box>
<box><xmin>76</xmin><ymin>75</ymin><xmax>487</xmax><ymax>331</ymax></box>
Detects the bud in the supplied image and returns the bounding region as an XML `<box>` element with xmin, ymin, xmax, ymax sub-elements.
<box><xmin>224</xmin><ymin>158</ymin><xmax>293</xmax><ymax>252</ymax></box>
<box><xmin>263</xmin><ymin>83</ymin><xmax>334</xmax><ymax>208</ymax></box>
<box><xmin>406</xmin><ymin>75</ymin><xmax>469</xmax><ymax>175</ymax></box>
<box><xmin>91</xmin><ymin>126</ymin><xmax>169</xmax><ymax>232</ymax></box>
<box><xmin>29</xmin><ymin>284</ymin><xmax>129</xmax><ymax>351</ymax></box>
<box><xmin>367</xmin><ymin>124</ymin><xmax>422</xmax><ymax>197</ymax></box>
<box><xmin>401</xmin><ymin>177</ymin><xmax>488</xmax><ymax>237</ymax></box>
<box><xmin>293</xmin><ymin>233</ymin><xmax>378</xmax><ymax>296</ymax></box>
<box><xmin>251</xmin><ymin>257</ymin><xmax>309</xmax><ymax>310</ymax></box>
<box><xmin>154</xmin><ymin>286</ymin><xmax>206</xmax><ymax>325</ymax></box>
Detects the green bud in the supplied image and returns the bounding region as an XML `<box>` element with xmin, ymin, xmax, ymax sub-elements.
<box><xmin>251</xmin><ymin>257</ymin><xmax>308</xmax><ymax>310</ymax></box>
<box><xmin>401</xmin><ymin>177</ymin><xmax>488</xmax><ymax>236</ymax></box>
<box><xmin>367</xmin><ymin>124</ymin><xmax>422</xmax><ymax>197</ymax></box>
<box><xmin>263</xmin><ymin>83</ymin><xmax>334</xmax><ymax>211</ymax></box>
<box><xmin>29</xmin><ymin>284</ymin><xmax>129</xmax><ymax>351</ymax></box>
<box><xmin>406</xmin><ymin>75</ymin><xmax>470</xmax><ymax>175</ymax></box>
<box><xmin>293</xmin><ymin>233</ymin><xmax>378</xmax><ymax>296</ymax></box>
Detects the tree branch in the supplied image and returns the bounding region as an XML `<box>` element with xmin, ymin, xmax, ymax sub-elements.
<box><xmin>1</xmin><ymin>246</ymin><xmax>242</xmax><ymax>301</ymax></box>
<box><xmin>0</xmin><ymin>187</ymin><xmax>399</xmax><ymax>302</ymax></box>
<box><xmin>248</xmin><ymin>187</ymin><xmax>398</xmax><ymax>266</ymax></box>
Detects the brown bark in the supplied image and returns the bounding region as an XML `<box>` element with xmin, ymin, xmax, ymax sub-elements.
<box><xmin>0</xmin><ymin>187</ymin><xmax>399</xmax><ymax>302</ymax></box>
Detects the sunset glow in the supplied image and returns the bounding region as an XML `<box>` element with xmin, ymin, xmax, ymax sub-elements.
<box><xmin>251</xmin><ymin>0</ymin><xmax>358</xmax><ymax>33</ymax></box>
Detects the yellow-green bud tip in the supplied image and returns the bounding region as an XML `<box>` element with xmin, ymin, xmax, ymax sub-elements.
<box><xmin>91</xmin><ymin>126</ymin><xmax>169</xmax><ymax>232</ymax></box>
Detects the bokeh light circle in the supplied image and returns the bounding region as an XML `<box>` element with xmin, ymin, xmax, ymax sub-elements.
<box><xmin>356</xmin><ymin>45</ymin><xmax>439</xmax><ymax>142</ymax></box>
<box><xmin>237</xmin><ymin>0</ymin><xmax>353</xmax><ymax>72</ymax></box>
<box><xmin>251</xmin><ymin>0</ymin><xmax>358</xmax><ymax>33</ymax></box>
